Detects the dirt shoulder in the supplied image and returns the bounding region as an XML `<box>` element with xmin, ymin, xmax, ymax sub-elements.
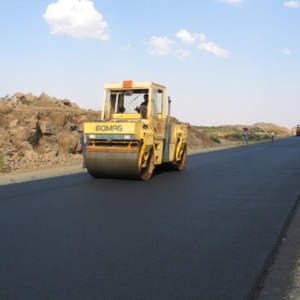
<box><xmin>0</xmin><ymin>163</ymin><xmax>87</xmax><ymax>185</ymax></box>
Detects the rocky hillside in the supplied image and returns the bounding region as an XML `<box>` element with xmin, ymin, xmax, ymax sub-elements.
<box><xmin>0</xmin><ymin>93</ymin><xmax>99</xmax><ymax>173</ymax></box>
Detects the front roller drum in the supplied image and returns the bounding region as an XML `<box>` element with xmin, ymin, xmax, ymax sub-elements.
<box><xmin>86</xmin><ymin>147</ymin><xmax>154</xmax><ymax>181</ymax></box>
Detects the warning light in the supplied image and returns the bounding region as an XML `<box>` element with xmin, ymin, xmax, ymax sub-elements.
<box><xmin>123</xmin><ymin>80</ymin><xmax>132</xmax><ymax>88</ymax></box>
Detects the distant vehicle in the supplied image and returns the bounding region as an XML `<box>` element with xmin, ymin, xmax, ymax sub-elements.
<box><xmin>297</xmin><ymin>125</ymin><xmax>300</xmax><ymax>136</ymax></box>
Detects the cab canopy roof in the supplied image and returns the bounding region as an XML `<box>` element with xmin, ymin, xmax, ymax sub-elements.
<box><xmin>104</xmin><ymin>80</ymin><xmax>166</xmax><ymax>90</ymax></box>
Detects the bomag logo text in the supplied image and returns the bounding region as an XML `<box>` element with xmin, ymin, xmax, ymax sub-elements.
<box><xmin>95</xmin><ymin>125</ymin><xmax>123</xmax><ymax>132</ymax></box>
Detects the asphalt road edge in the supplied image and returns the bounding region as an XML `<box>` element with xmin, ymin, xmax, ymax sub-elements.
<box><xmin>248</xmin><ymin>193</ymin><xmax>300</xmax><ymax>299</ymax></box>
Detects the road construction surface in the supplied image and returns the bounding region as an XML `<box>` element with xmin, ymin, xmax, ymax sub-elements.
<box><xmin>1</xmin><ymin>137</ymin><xmax>300</xmax><ymax>299</ymax></box>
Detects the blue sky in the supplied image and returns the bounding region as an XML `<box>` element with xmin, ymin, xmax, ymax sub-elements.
<box><xmin>0</xmin><ymin>0</ymin><xmax>299</xmax><ymax>128</ymax></box>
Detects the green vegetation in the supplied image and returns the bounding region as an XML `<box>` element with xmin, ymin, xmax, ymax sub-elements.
<box><xmin>248</xmin><ymin>133</ymin><xmax>270</xmax><ymax>141</ymax></box>
<box><xmin>262</xmin><ymin>134</ymin><xmax>271</xmax><ymax>140</ymax></box>
<box><xmin>209</xmin><ymin>135</ymin><xmax>221</xmax><ymax>143</ymax></box>
<box><xmin>225</xmin><ymin>133</ymin><xmax>242</xmax><ymax>141</ymax></box>
<box><xmin>194</xmin><ymin>124</ymin><xmax>290</xmax><ymax>143</ymax></box>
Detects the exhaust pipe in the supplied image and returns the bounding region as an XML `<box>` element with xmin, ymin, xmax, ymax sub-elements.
<box><xmin>167</xmin><ymin>96</ymin><xmax>171</xmax><ymax>124</ymax></box>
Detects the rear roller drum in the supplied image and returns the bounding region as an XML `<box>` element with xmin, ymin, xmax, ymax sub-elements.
<box><xmin>161</xmin><ymin>144</ymin><xmax>187</xmax><ymax>171</ymax></box>
<box><xmin>174</xmin><ymin>144</ymin><xmax>187</xmax><ymax>171</ymax></box>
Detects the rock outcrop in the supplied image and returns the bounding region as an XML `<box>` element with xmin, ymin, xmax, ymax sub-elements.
<box><xmin>0</xmin><ymin>92</ymin><xmax>99</xmax><ymax>173</ymax></box>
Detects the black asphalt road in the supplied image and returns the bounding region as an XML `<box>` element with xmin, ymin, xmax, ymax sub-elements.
<box><xmin>1</xmin><ymin>138</ymin><xmax>300</xmax><ymax>300</ymax></box>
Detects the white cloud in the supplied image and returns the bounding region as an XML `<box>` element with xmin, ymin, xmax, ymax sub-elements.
<box><xmin>43</xmin><ymin>0</ymin><xmax>109</xmax><ymax>40</ymax></box>
<box><xmin>220</xmin><ymin>0</ymin><xmax>244</xmax><ymax>5</ymax></box>
<box><xmin>175</xmin><ymin>29</ymin><xmax>205</xmax><ymax>44</ymax></box>
<box><xmin>199</xmin><ymin>42</ymin><xmax>229</xmax><ymax>58</ymax></box>
<box><xmin>147</xmin><ymin>36</ymin><xmax>174</xmax><ymax>56</ymax></box>
<box><xmin>175</xmin><ymin>29</ymin><xmax>230</xmax><ymax>58</ymax></box>
<box><xmin>280</xmin><ymin>47</ymin><xmax>292</xmax><ymax>56</ymax></box>
<box><xmin>147</xmin><ymin>29</ymin><xmax>229</xmax><ymax>59</ymax></box>
<box><xmin>284</xmin><ymin>1</ymin><xmax>300</xmax><ymax>8</ymax></box>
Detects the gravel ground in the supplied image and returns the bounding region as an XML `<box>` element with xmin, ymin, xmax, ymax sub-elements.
<box><xmin>0</xmin><ymin>163</ymin><xmax>86</xmax><ymax>185</ymax></box>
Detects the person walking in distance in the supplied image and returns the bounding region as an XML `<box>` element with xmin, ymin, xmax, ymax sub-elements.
<box><xmin>243</xmin><ymin>127</ymin><xmax>249</xmax><ymax>146</ymax></box>
<box><xmin>271</xmin><ymin>131</ymin><xmax>275</xmax><ymax>142</ymax></box>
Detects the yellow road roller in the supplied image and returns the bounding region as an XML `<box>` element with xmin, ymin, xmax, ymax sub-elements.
<box><xmin>84</xmin><ymin>80</ymin><xmax>189</xmax><ymax>180</ymax></box>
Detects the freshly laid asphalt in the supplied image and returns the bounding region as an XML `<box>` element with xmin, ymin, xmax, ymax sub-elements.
<box><xmin>1</xmin><ymin>137</ymin><xmax>300</xmax><ymax>299</ymax></box>
<box><xmin>257</xmin><ymin>198</ymin><xmax>300</xmax><ymax>300</ymax></box>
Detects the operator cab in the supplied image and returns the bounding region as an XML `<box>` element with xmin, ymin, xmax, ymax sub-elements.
<box><xmin>102</xmin><ymin>81</ymin><xmax>164</xmax><ymax>121</ymax></box>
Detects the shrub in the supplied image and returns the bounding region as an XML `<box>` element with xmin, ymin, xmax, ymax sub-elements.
<box><xmin>224</xmin><ymin>133</ymin><xmax>242</xmax><ymax>141</ymax></box>
<box><xmin>210</xmin><ymin>135</ymin><xmax>221</xmax><ymax>143</ymax></box>
<box><xmin>262</xmin><ymin>134</ymin><xmax>270</xmax><ymax>140</ymax></box>
<box><xmin>248</xmin><ymin>134</ymin><xmax>261</xmax><ymax>141</ymax></box>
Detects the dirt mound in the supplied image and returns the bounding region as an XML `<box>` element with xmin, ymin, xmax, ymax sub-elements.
<box><xmin>0</xmin><ymin>92</ymin><xmax>99</xmax><ymax>173</ymax></box>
